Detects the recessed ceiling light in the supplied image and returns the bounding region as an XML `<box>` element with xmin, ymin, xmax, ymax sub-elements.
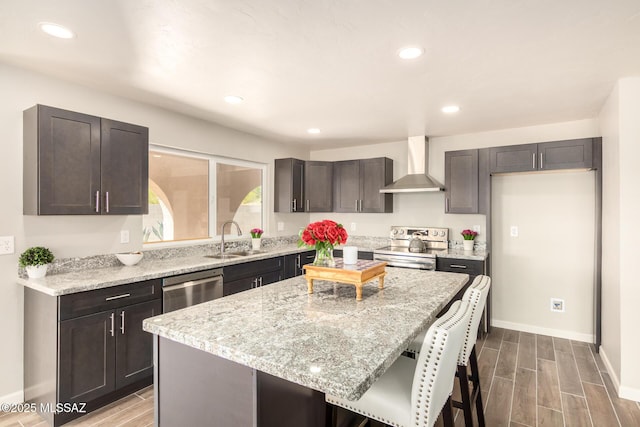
<box><xmin>224</xmin><ymin>95</ymin><xmax>244</xmax><ymax>104</ymax></box>
<box><xmin>398</xmin><ymin>46</ymin><xmax>424</xmax><ymax>60</ymax></box>
<box><xmin>307</xmin><ymin>128</ymin><xmax>321</xmax><ymax>134</ymax></box>
<box><xmin>39</xmin><ymin>22</ymin><xmax>75</xmax><ymax>39</ymax></box>
<box><xmin>441</xmin><ymin>105</ymin><xmax>460</xmax><ymax>114</ymax></box>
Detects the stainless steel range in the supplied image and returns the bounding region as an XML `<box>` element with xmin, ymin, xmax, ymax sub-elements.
<box><xmin>373</xmin><ymin>226</ymin><xmax>449</xmax><ymax>270</ymax></box>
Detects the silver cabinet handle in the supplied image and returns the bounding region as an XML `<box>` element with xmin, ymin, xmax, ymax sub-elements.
<box><xmin>532</xmin><ymin>152</ymin><xmax>536</xmax><ymax>169</ymax></box>
<box><xmin>355</xmin><ymin>200</ymin><xmax>359</xmax><ymax>211</ymax></box>
<box><xmin>105</xmin><ymin>191</ymin><xmax>110</xmax><ymax>213</ymax></box>
<box><xmin>95</xmin><ymin>191</ymin><xmax>100</xmax><ymax>213</ymax></box>
<box><xmin>120</xmin><ymin>311</ymin><xmax>125</xmax><ymax>335</ymax></box>
<box><xmin>540</xmin><ymin>152</ymin><xmax>543</xmax><ymax>169</ymax></box>
<box><xmin>106</xmin><ymin>293</ymin><xmax>131</xmax><ymax>301</ymax></box>
<box><xmin>292</xmin><ymin>198</ymin><xmax>297</xmax><ymax>212</ymax></box>
<box><xmin>252</xmin><ymin>278</ymin><xmax>257</xmax><ymax>288</ymax></box>
<box><xmin>109</xmin><ymin>313</ymin><xmax>115</xmax><ymax>337</ymax></box>
<box><xmin>450</xmin><ymin>264</ymin><xmax>468</xmax><ymax>269</ymax></box>
<box><xmin>259</xmin><ymin>276</ymin><xmax>263</xmax><ymax>287</ymax></box>
<box><xmin>295</xmin><ymin>254</ymin><xmax>301</xmax><ymax>269</ymax></box>
<box><xmin>445</xmin><ymin>198</ymin><xmax>449</xmax><ymax>212</ymax></box>
<box><xmin>359</xmin><ymin>200</ymin><xmax>363</xmax><ymax>212</ymax></box>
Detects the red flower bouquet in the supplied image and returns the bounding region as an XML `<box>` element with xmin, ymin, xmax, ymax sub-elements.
<box><xmin>298</xmin><ymin>220</ymin><xmax>348</xmax><ymax>266</ymax></box>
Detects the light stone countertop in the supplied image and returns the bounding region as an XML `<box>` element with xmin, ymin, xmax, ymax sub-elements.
<box><xmin>16</xmin><ymin>244</ymin><xmax>310</xmax><ymax>296</ymax></box>
<box><xmin>438</xmin><ymin>248</ymin><xmax>488</xmax><ymax>261</ymax></box>
<box><xmin>142</xmin><ymin>267</ymin><xmax>468</xmax><ymax>401</ymax></box>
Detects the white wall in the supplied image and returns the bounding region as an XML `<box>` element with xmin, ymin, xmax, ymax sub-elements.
<box><xmin>491</xmin><ymin>172</ymin><xmax>596</xmax><ymax>341</ymax></box>
<box><xmin>0</xmin><ymin>63</ymin><xmax>307</xmax><ymax>401</ymax></box>
<box><xmin>599</xmin><ymin>77</ymin><xmax>640</xmax><ymax>401</ymax></box>
<box><xmin>598</xmin><ymin>81</ymin><xmax>622</xmax><ymax>386</ymax></box>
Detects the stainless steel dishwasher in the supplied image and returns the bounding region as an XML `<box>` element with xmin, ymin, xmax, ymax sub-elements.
<box><xmin>162</xmin><ymin>268</ymin><xmax>223</xmax><ymax>313</ymax></box>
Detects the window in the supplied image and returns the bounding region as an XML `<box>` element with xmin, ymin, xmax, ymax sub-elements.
<box><xmin>143</xmin><ymin>147</ymin><xmax>265</xmax><ymax>243</ymax></box>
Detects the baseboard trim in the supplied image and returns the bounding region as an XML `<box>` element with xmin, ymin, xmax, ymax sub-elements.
<box><xmin>491</xmin><ymin>319</ymin><xmax>594</xmax><ymax>343</ymax></box>
<box><xmin>0</xmin><ymin>389</ymin><xmax>24</xmax><ymax>405</ymax></box>
<box><xmin>599</xmin><ymin>347</ymin><xmax>640</xmax><ymax>402</ymax></box>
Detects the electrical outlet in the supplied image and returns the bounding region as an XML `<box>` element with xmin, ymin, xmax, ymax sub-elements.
<box><xmin>472</xmin><ymin>225</ymin><xmax>481</xmax><ymax>233</ymax></box>
<box><xmin>510</xmin><ymin>226</ymin><xmax>519</xmax><ymax>237</ymax></box>
<box><xmin>550</xmin><ymin>298</ymin><xmax>565</xmax><ymax>313</ymax></box>
<box><xmin>120</xmin><ymin>230</ymin><xmax>130</xmax><ymax>244</ymax></box>
<box><xmin>277</xmin><ymin>221</ymin><xmax>284</xmax><ymax>232</ymax></box>
<box><xmin>350</xmin><ymin>222</ymin><xmax>357</xmax><ymax>232</ymax></box>
<box><xmin>0</xmin><ymin>236</ymin><xmax>15</xmax><ymax>255</ymax></box>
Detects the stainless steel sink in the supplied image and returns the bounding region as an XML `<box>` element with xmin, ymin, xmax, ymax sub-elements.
<box><xmin>205</xmin><ymin>250</ymin><xmax>267</xmax><ymax>259</ymax></box>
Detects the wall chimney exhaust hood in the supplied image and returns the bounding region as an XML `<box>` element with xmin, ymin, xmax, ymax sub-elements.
<box><xmin>379</xmin><ymin>136</ymin><xmax>444</xmax><ymax>193</ymax></box>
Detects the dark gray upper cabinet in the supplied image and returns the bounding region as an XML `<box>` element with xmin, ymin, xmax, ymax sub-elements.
<box><xmin>23</xmin><ymin>105</ymin><xmax>148</xmax><ymax>215</ymax></box>
<box><xmin>538</xmin><ymin>138</ymin><xmax>593</xmax><ymax>170</ymax></box>
<box><xmin>100</xmin><ymin>119</ymin><xmax>149</xmax><ymax>215</ymax></box>
<box><xmin>489</xmin><ymin>143</ymin><xmax>538</xmax><ymax>173</ymax></box>
<box><xmin>274</xmin><ymin>158</ymin><xmax>305</xmax><ymax>212</ymax></box>
<box><xmin>334</xmin><ymin>157</ymin><xmax>393</xmax><ymax>213</ymax></box>
<box><xmin>304</xmin><ymin>161</ymin><xmax>333</xmax><ymax>212</ymax></box>
<box><xmin>490</xmin><ymin>138</ymin><xmax>594</xmax><ymax>173</ymax></box>
<box><xmin>445</xmin><ymin>149</ymin><xmax>479</xmax><ymax>214</ymax></box>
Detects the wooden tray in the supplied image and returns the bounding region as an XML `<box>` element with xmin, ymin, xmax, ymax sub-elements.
<box><xmin>303</xmin><ymin>258</ymin><xmax>387</xmax><ymax>301</ymax></box>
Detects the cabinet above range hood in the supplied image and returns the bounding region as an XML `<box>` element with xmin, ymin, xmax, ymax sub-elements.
<box><xmin>379</xmin><ymin>135</ymin><xmax>444</xmax><ymax>193</ymax></box>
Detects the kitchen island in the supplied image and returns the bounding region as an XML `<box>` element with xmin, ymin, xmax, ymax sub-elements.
<box><xmin>143</xmin><ymin>267</ymin><xmax>468</xmax><ymax>427</ymax></box>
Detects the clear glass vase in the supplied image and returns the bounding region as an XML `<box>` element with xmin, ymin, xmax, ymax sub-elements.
<box><xmin>313</xmin><ymin>243</ymin><xmax>335</xmax><ymax>267</ymax></box>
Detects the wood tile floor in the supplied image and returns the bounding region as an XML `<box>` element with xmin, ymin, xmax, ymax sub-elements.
<box><xmin>0</xmin><ymin>386</ymin><xmax>153</xmax><ymax>427</ymax></box>
<box><xmin>444</xmin><ymin>327</ymin><xmax>640</xmax><ymax>427</ymax></box>
<box><xmin>3</xmin><ymin>328</ymin><xmax>640</xmax><ymax>427</ymax></box>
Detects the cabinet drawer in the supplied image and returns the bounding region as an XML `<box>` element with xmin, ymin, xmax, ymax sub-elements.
<box><xmin>59</xmin><ymin>279</ymin><xmax>161</xmax><ymax>321</ymax></box>
<box><xmin>223</xmin><ymin>257</ymin><xmax>284</xmax><ymax>282</ymax></box>
<box><xmin>436</xmin><ymin>258</ymin><xmax>484</xmax><ymax>276</ymax></box>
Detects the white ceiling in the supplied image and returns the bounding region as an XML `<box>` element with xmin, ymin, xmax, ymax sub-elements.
<box><xmin>2</xmin><ymin>0</ymin><xmax>640</xmax><ymax>148</ymax></box>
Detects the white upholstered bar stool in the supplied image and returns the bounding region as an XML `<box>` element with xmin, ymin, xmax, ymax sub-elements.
<box><xmin>407</xmin><ymin>275</ymin><xmax>491</xmax><ymax>427</ymax></box>
<box><xmin>326</xmin><ymin>299</ymin><xmax>473</xmax><ymax>427</ymax></box>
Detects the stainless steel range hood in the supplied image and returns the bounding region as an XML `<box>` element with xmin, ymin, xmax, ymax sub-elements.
<box><xmin>380</xmin><ymin>135</ymin><xmax>444</xmax><ymax>193</ymax></box>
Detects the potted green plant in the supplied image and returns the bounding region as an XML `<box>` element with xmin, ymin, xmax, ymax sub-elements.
<box><xmin>461</xmin><ymin>229</ymin><xmax>477</xmax><ymax>251</ymax></box>
<box><xmin>19</xmin><ymin>246</ymin><xmax>55</xmax><ymax>278</ymax></box>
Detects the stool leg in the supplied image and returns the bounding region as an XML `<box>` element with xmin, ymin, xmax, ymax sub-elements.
<box><xmin>457</xmin><ymin>364</ymin><xmax>473</xmax><ymax>427</ymax></box>
<box><xmin>469</xmin><ymin>346</ymin><xmax>485</xmax><ymax>427</ymax></box>
<box><xmin>442</xmin><ymin>396</ymin><xmax>454</xmax><ymax>427</ymax></box>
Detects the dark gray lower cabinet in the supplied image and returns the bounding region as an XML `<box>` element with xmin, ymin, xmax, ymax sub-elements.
<box><xmin>25</xmin><ymin>280</ymin><xmax>160</xmax><ymax>426</ymax></box>
<box><xmin>284</xmin><ymin>251</ymin><xmax>315</xmax><ymax>278</ymax></box>
<box><xmin>223</xmin><ymin>257</ymin><xmax>284</xmax><ymax>296</ymax></box>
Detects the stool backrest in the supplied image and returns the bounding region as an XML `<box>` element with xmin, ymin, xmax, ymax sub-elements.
<box><xmin>458</xmin><ymin>276</ymin><xmax>491</xmax><ymax>366</ymax></box>
<box><xmin>411</xmin><ymin>299</ymin><xmax>473</xmax><ymax>427</ymax></box>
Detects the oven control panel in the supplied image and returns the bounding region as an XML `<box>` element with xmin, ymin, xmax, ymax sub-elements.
<box><xmin>389</xmin><ymin>226</ymin><xmax>449</xmax><ymax>242</ymax></box>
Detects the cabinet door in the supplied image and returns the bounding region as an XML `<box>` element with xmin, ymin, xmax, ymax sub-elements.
<box><xmin>115</xmin><ymin>299</ymin><xmax>161</xmax><ymax>389</ymax></box>
<box><xmin>223</xmin><ymin>276</ymin><xmax>257</xmax><ymax>296</ymax></box>
<box><xmin>333</xmin><ymin>160</ymin><xmax>360</xmax><ymax>212</ymax></box>
<box><xmin>539</xmin><ymin>138</ymin><xmax>593</xmax><ymax>170</ymax></box>
<box><xmin>274</xmin><ymin>158</ymin><xmax>305</xmax><ymax>212</ymax></box>
<box><xmin>445</xmin><ymin>150</ymin><xmax>479</xmax><ymax>213</ymax></box>
<box><xmin>101</xmin><ymin>119</ymin><xmax>149</xmax><ymax>214</ymax></box>
<box><xmin>360</xmin><ymin>158</ymin><xmax>393</xmax><ymax>213</ymax></box>
<box><xmin>259</xmin><ymin>269</ymin><xmax>283</xmax><ymax>286</ymax></box>
<box><xmin>59</xmin><ymin>311</ymin><xmax>116</xmax><ymax>403</ymax></box>
<box><xmin>27</xmin><ymin>105</ymin><xmax>102</xmax><ymax>215</ymax></box>
<box><xmin>489</xmin><ymin>144</ymin><xmax>537</xmax><ymax>173</ymax></box>
<box><xmin>283</xmin><ymin>254</ymin><xmax>300</xmax><ymax>279</ymax></box>
<box><xmin>304</xmin><ymin>161</ymin><xmax>333</xmax><ymax>212</ymax></box>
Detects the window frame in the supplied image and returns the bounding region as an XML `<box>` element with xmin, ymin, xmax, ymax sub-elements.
<box><xmin>145</xmin><ymin>144</ymin><xmax>267</xmax><ymax>246</ymax></box>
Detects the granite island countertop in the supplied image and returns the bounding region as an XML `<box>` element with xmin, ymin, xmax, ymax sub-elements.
<box><xmin>142</xmin><ymin>267</ymin><xmax>468</xmax><ymax>400</ymax></box>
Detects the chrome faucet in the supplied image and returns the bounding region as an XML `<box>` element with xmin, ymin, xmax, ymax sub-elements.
<box><xmin>220</xmin><ymin>221</ymin><xmax>242</xmax><ymax>254</ymax></box>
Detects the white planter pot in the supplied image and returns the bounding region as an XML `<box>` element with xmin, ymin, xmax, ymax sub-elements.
<box><xmin>462</xmin><ymin>240</ymin><xmax>475</xmax><ymax>251</ymax></box>
<box><xmin>252</xmin><ymin>238</ymin><xmax>261</xmax><ymax>251</ymax></box>
<box><xmin>26</xmin><ymin>264</ymin><xmax>48</xmax><ymax>279</ymax></box>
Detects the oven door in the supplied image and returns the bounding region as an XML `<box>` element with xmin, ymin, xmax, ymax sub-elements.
<box><xmin>162</xmin><ymin>272</ymin><xmax>223</xmax><ymax>313</ymax></box>
<box><xmin>373</xmin><ymin>253</ymin><xmax>435</xmax><ymax>270</ymax></box>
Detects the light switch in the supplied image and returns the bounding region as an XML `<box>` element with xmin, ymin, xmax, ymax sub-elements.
<box><xmin>277</xmin><ymin>222</ymin><xmax>284</xmax><ymax>232</ymax></box>
<box><xmin>350</xmin><ymin>222</ymin><xmax>357</xmax><ymax>232</ymax></box>
<box><xmin>510</xmin><ymin>226</ymin><xmax>518</xmax><ymax>237</ymax></box>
